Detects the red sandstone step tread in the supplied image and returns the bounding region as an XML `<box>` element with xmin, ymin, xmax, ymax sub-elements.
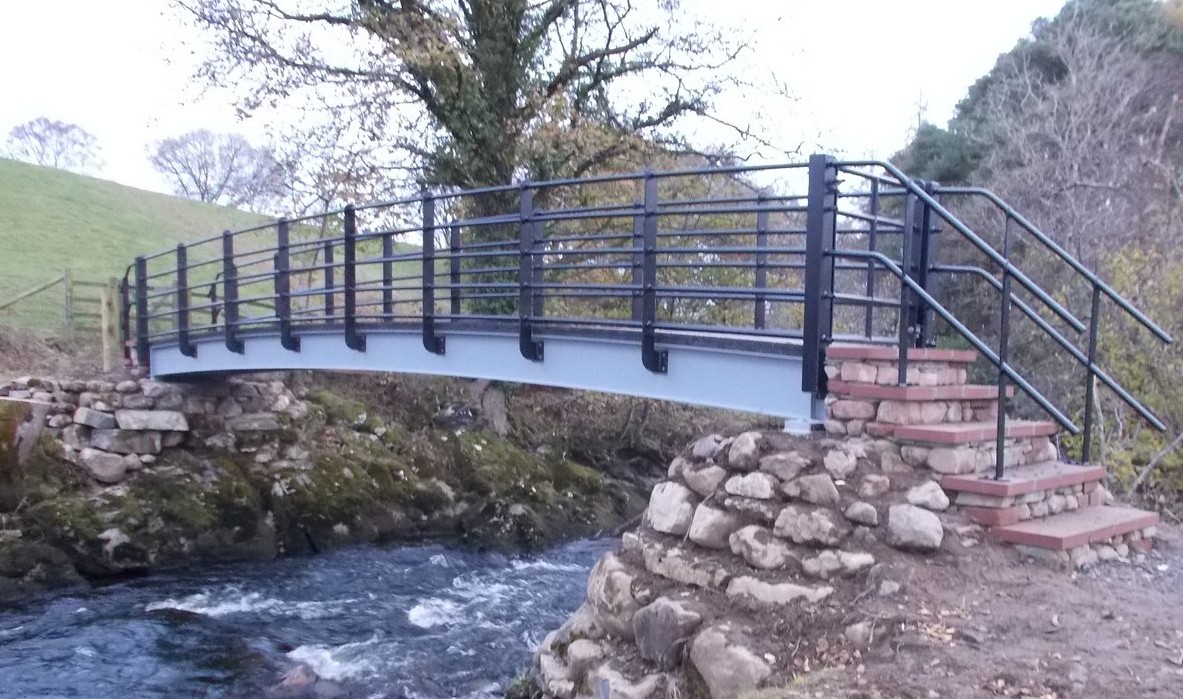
<box><xmin>893</xmin><ymin>420</ymin><xmax>1058</xmax><ymax>444</ymax></box>
<box><xmin>828</xmin><ymin>381</ymin><xmax>1014</xmax><ymax>401</ymax></box>
<box><xmin>827</xmin><ymin>344</ymin><xmax>978</xmax><ymax>363</ymax></box>
<box><xmin>941</xmin><ymin>462</ymin><xmax>1105</xmax><ymax>498</ymax></box>
<box><xmin>993</xmin><ymin>506</ymin><xmax>1158</xmax><ymax>550</ymax></box>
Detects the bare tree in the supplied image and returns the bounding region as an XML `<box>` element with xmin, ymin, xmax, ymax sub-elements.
<box><xmin>5</xmin><ymin>118</ymin><xmax>101</xmax><ymax>173</ymax></box>
<box><xmin>149</xmin><ymin>129</ymin><xmax>287</xmax><ymax>210</ymax></box>
<box><xmin>177</xmin><ymin>0</ymin><xmax>778</xmax><ymax>198</ymax></box>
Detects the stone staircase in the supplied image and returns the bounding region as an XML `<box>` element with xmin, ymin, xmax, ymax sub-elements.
<box><xmin>824</xmin><ymin>344</ymin><xmax>1159</xmax><ymax>563</ymax></box>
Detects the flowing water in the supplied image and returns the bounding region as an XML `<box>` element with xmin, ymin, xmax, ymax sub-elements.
<box><xmin>0</xmin><ymin>538</ymin><xmax>615</xmax><ymax>698</ymax></box>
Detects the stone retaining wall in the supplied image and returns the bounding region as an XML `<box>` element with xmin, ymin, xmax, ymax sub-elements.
<box><xmin>1</xmin><ymin>375</ymin><xmax>305</xmax><ymax>487</ymax></box>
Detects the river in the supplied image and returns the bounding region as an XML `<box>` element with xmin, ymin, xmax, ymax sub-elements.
<box><xmin>0</xmin><ymin>538</ymin><xmax>615</xmax><ymax>698</ymax></box>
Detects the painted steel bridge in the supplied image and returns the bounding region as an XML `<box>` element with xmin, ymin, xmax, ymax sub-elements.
<box><xmin>122</xmin><ymin>155</ymin><xmax>1171</xmax><ymax>456</ymax></box>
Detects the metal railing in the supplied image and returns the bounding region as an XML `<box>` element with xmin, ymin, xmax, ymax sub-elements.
<box><xmin>121</xmin><ymin>154</ymin><xmax>1172</xmax><ymax>479</ymax></box>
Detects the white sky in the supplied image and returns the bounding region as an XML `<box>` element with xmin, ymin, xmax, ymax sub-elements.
<box><xmin>0</xmin><ymin>0</ymin><xmax>1065</xmax><ymax>193</ymax></box>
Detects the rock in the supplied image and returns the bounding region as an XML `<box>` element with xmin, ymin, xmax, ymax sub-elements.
<box><xmin>886</xmin><ymin>504</ymin><xmax>944</xmax><ymax>551</ymax></box>
<box><xmin>72</xmin><ymin>407</ymin><xmax>115</xmax><ymax>429</ymax></box>
<box><xmin>217</xmin><ymin>397</ymin><xmax>245</xmax><ymax>418</ymax></box>
<box><xmin>726</xmin><ymin>576</ymin><xmax>833</xmax><ymax>606</ymax></box>
<box><xmin>115</xmin><ymin>380</ymin><xmax>140</xmax><ymax>394</ymax></box>
<box><xmin>60</xmin><ymin>424</ymin><xmax>91</xmax><ymax>450</ymax></box>
<box><xmin>783</xmin><ymin>473</ymin><xmax>840</xmax><ymax>506</ymax></box>
<box><xmin>554</xmin><ymin>602</ymin><xmax>606</xmax><ymax>644</ymax></box>
<box><xmin>801</xmin><ymin>550</ymin><xmax>842</xmax><ymax>579</ymax></box>
<box><xmin>120</xmin><ymin>394</ymin><xmax>155</xmax><ymax>410</ymax></box>
<box><xmin>667</xmin><ymin>456</ymin><xmax>688</xmax><ymax>479</ymax></box>
<box><xmin>839</xmin><ymin>550</ymin><xmax>875</xmax><ymax>575</ymax></box>
<box><xmin>773</xmin><ymin>505</ymin><xmax>850</xmax><ymax>547</ymax></box>
<box><xmin>683</xmin><ymin>464</ymin><xmax>728</xmax><ymax>497</ymax></box>
<box><xmin>225</xmin><ymin>413</ymin><xmax>281</xmax><ymax>431</ymax></box>
<box><xmin>844</xmin><ymin>621</ymin><xmax>874</xmax><ymax>647</ymax></box>
<box><xmin>907</xmin><ymin>481</ymin><xmax>950</xmax><ymax>511</ymax></box>
<box><xmin>689</xmin><ymin>626</ymin><xmax>772</xmax><ymax>699</ymax></box>
<box><xmin>822</xmin><ymin>449</ymin><xmax>857</xmax><ymax>479</ymax></box>
<box><xmin>78</xmin><ymin>448</ymin><xmax>128</xmax><ymax>484</ymax></box>
<box><xmin>845</xmin><ymin>501</ymin><xmax>879</xmax><ymax>527</ymax></box>
<box><xmin>161</xmin><ymin>431</ymin><xmax>185</xmax><ymax>448</ymax></box>
<box><xmin>538</xmin><ymin>653</ymin><xmax>575</xmax><ymax>699</ymax></box>
<box><xmin>688</xmin><ymin>505</ymin><xmax>742</xmax><ymax>549</ymax></box>
<box><xmin>729</xmin><ymin>525</ymin><xmax>794</xmax><ymax>570</ymax></box>
<box><xmin>644</xmin><ymin>482</ymin><xmax>698</xmax><ymax>535</ymax></box>
<box><xmin>140</xmin><ymin>381</ymin><xmax>178</xmax><ymax>399</ymax></box>
<box><xmin>586</xmin><ymin>553</ymin><xmax>641</xmax><ymax>639</ymax></box>
<box><xmin>759</xmin><ymin>451</ymin><xmax>809</xmax><ymax>481</ymax></box>
<box><xmin>720</xmin><ymin>496</ymin><xmax>780</xmax><ymax>524</ymax></box>
<box><xmin>640</xmin><ymin>541</ymin><xmax>731</xmax><ymax>589</ymax></box>
<box><xmin>1069</xmin><ymin>545</ymin><xmax>1099</xmax><ymax>570</ymax></box>
<box><xmin>691</xmin><ymin>434</ymin><xmax>727</xmax><ymax>461</ymax></box>
<box><xmin>857</xmin><ymin>474</ymin><xmax>890</xmax><ymax>498</ymax></box>
<box><xmin>878</xmin><ymin>580</ymin><xmax>901</xmax><ymax>596</ymax></box>
<box><xmin>586</xmin><ymin>664</ymin><xmax>664</xmax><ymax>699</ymax></box>
<box><xmin>723</xmin><ymin>472</ymin><xmax>778</xmax><ymax>499</ymax></box>
<box><xmin>114</xmin><ymin>410</ymin><xmax>189</xmax><ymax>432</ymax></box>
<box><xmin>1095</xmin><ymin>544</ymin><xmax>1120</xmax><ymax>562</ymax></box>
<box><xmin>633</xmin><ymin>597</ymin><xmax>703</xmax><ymax>670</ymax></box>
<box><xmin>89</xmin><ymin>429</ymin><xmax>162</xmax><ymax>455</ymax></box>
<box><xmin>565</xmin><ymin>639</ymin><xmax>606</xmax><ymax>679</ymax></box>
<box><xmin>727</xmin><ymin>432</ymin><xmax>762</xmax><ymax>470</ymax></box>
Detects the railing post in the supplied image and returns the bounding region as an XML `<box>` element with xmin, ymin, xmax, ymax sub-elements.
<box><xmin>134</xmin><ymin>256</ymin><xmax>150</xmax><ymax>366</ymax></box>
<box><xmin>754</xmin><ymin>193</ymin><xmax>769</xmax><ymax>330</ymax></box>
<box><xmin>1082</xmin><ymin>283</ymin><xmax>1102</xmax><ymax>462</ymax></box>
<box><xmin>448</xmin><ymin>225</ymin><xmax>461</xmax><ymax>318</ymax></box>
<box><xmin>342</xmin><ymin>205</ymin><xmax>366</xmax><ymax>351</ymax></box>
<box><xmin>994</xmin><ymin>216</ymin><xmax>1014</xmax><ymax>480</ymax></box>
<box><xmin>101</xmin><ymin>277</ymin><xmax>120</xmax><ymax>372</ymax></box>
<box><xmin>221</xmin><ymin>231</ymin><xmax>244</xmax><ymax>354</ymax></box>
<box><xmin>518</xmin><ymin>185</ymin><xmax>544</xmax><ymax>361</ymax></box>
<box><xmin>641</xmin><ymin>172</ymin><xmax>668</xmax><ymax>373</ymax></box>
<box><xmin>802</xmin><ymin>154</ymin><xmax>836</xmax><ymax>393</ymax></box>
<box><xmin>176</xmin><ymin>243</ymin><xmax>196</xmax><ymax>358</ymax></box>
<box><xmin>914</xmin><ymin>180</ymin><xmax>941</xmax><ymax>346</ymax></box>
<box><xmin>121</xmin><ymin>276</ymin><xmax>132</xmax><ymax>366</ymax></box>
<box><xmin>62</xmin><ymin>268</ymin><xmax>74</xmax><ymax>341</ymax></box>
<box><xmin>323</xmin><ymin>237</ymin><xmax>335</xmax><ymax>319</ymax></box>
<box><xmin>631</xmin><ymin>203</ymin><xmax>644</xmax><ymax>322</ymax></box>
<box><xmin>276</xmin><ymin>218</ymin><xmax>300</xmax><ymax>352</ymax></box>
<box><xmin>422</xmin><ymin>193</ymin><xmax>445</xmax><ymax>354</ymax></box>
<box><xmin>382</xmin><ymin>225</ymin><xmax>394</xmax><ymax>321</ymax></box>
<box><xmin>864</xmin><ymin>178</ymin><xmax>880</xmax><ymax>340</ymax></box>
<box><xmin>897</xmin><ymin>195</ymin><xmax>917</xmax><ymax>385</ymax></box>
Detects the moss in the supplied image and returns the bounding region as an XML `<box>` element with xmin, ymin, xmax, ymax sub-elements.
<box><xmin>454</xmin><ymin>431</ymin><xmax>550</xmax><ymax>499</ymax></box>
<box><xmin>551</xmin><ymin>460</ymin><xmax>604</xmax><ymax>493</ymax></box>
<box><xmin>307</xmin><ymin>390</ymin><xmax>368</xmax><ymax>425</ymax></box>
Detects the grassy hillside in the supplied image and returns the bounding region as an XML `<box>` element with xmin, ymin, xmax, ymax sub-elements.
<box><xmin>0</xmin><ymin>158</ymin><xmax>272</xmax><ymax>332</ymax></box>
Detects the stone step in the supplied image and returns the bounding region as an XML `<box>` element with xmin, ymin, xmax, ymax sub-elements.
<box><xmin>892</xmin><ymin>420</ymin><xmax>1058</xmax><ymax>445</ymax></box>
<box><xmin>943</xmin><ymin>462</ymin><xmax>1106</xmax><ymax>526</ymax></box>
<box><xmin>827</xmin><ymin>381</ymin><xmax>1013</xmax><ymax>402</ymax></box>
<box><xmin>993</xmin><ymin>506</ymin><xmax>1158</xmax><ymax>550</ymax></box>
<box><xmin>827</xmin><ymin>344</ymin><xmax>978</xmax><ymax>364</ymax></box>
<box><xmin>942</xmin><ymin>462</ymin><xmax>1105</xmax><ymax>498</ymax></box>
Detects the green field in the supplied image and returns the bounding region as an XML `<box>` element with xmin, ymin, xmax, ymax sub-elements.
<box><xmin>0</xmin><ymin>159</ymin><xmax>427</xmax><ymax>336</ymax></box>
<box><xmin>0</xmin><ymin>158</ymin><xmax>275</xmax><ymax>332</ymax></box>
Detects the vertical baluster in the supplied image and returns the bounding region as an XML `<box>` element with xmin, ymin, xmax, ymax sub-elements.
<box><xmin>1082</xmin><ymin>283</ymin><xmax>1102</xmax><ymax>463</ymax></box>
<box><xmin>222</xmin><ymin>231</ymin><xmax>244</xmax><ymax>354</ymax></box>
<box><xmin>343</xmin><ymin>205</ymin><xmax>365</xmax><ymax>351</ymax></box>
<box><xmin>422</xmin><ymin>193</ymin><xmax>445</xmax><ymax>354</ymax></box>
<box><xmin>448</xmin><ymin>225</ymin><xmax>461</xmax><ymax>318</ymax></box>
<box><xmin>802</xmin><ymin>154</ymin><xmax>836</xmax><ymax>393</ymax></box>
<box><xmin>176</xmin><ymin>243</ymin><xmax>196</xmax><ymax>358</ymax></box>
<box><xmin>897</xmin><ymin>195</ymin><xmax>917</xmax><ymax>385</ymax></box>
<box><xmin>641</xmin><ymin>172</ymin><xmax>667</xmax><ymax>373</ymax></box>
<box><xmin>518</xmin><ymin>185</ymin><xmax>543</xmax><ymax>361</ymax></box>
<box><xmin>382</xmin><ymin>225</ymin><xmax>394</xmax><ymax>320</ymax></box>
<box><xmin>323</xmin><ymin>237</ymin><xmax>335</xmax><ymax>319</ymax></box>
<box><xmin>631</xmin><ymin>203</ymin><xmax>643</xmax><ymax>322</ymax></box>
<box><xmin>276</xmin><ymin>219</ymin><xmax>300</xmax><ymax>351</ymax></box>
<box><xmin>995</xmin><ymin>215</ymin><xmax>1013</xmax><ymax>480</ymax></box>
<box><xmin>754</xmin><ymin>193</ymin><xmax>768</xmax><ymax>330</ymax></box>
<box><xmin>134</xmin><ymin>256</ymin><xmax>150</xmax><ymax>367</ymax></box>
<box><xmin>865</xmin><ymin>179</ymin><xmax>879</xmax><ymax>339</ymax></box>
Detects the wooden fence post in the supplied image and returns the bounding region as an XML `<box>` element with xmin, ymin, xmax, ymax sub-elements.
<box><xmin>62</xmin><ymin>269</ymin><xmax>75</xmax><ymax>341</ymax></box>
<box><xmin>100</xmin><ymin>277</ymin><xmax>121</xmax><ymax>371</ymax></box>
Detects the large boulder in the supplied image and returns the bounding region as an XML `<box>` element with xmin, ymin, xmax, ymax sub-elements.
<box><xmin>586</xmin><ymin>664</ymin><xmax>664</xmax><ymax>699</ymax></box>
<box><xmin>723</xmin><ymin>472</ymin><xmax>778</xmax><ymax>499</ymax></box>
<box><xmin>906</xmin><ymin>480</ymin><xmax>950</xmax><ymax>511</ymax></box>
<box><xmin>72</xmin><ymin>407</ymin><xmax>115</xmax><ymax>430</ymax></box>
<box><xmin>729</xmin><ymin>525</ymin><xmax>794</xmax><ymax>570</ymax></box>
<box><xmin>89</xmin><ymin>429</ymin><xmax>162</xmax><ymax>455</ymax></box>
<box><xmin>782</xmin><ymin>473</ymin><xmax>840</xmax><ymax>505</ymax></box>
<box><xmin>114</xmin><ymin>410</ymin><xmax>189</xmax><ymax>432</ymax></box>
<box><xmin>689</xmin><ymin>626</ymin><xmax>772</xmax><ymax>699</ymax></box>
<box><xmin>687</xmin><ymin>504</ymin><xmax>742</xmax><ymax>549</ymax></box>
<box><xmin>773</xmin><ymin>505</ymin><xmax>850</xmax><ymax>546</ymax></box>
<box><xmin>632</xmin><ymin>597</ymin><xmax>702</xmax><ymax>670</ymax></box>
<box><xmin>726</xmin><ymin>432</ymin><xmax>762</xmax><ymax>471</ymax></box>
<box><xmin>691</xmin><ymin>434</ymin><xmax>727</xmax><ymax>461</ymax></box>
<box><xmin>886</xmin><ymin>504</ymin><xmax>944</xmax><ymax>551</ymax></box>
<box><xmin>644</xmin><ymin>482</ymin><xmax>698</xmax><ymax>535</ymax></box>
<box><xmin>77</xmin><ymin>448</ymin><xmax>128</xmax><ymax>484</ymax></box>
<box><xmin>586</xmin><ymin>553</ymin><xmax>641</xmax><ymax>639</ymax></box>
<box><xmin>682</xmin><ymin>464</ymin><xmax>728</xmax><ymax>497</ymax></box>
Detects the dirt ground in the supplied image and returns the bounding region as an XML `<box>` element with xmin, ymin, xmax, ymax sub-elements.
<box><xmin>769</xmin><ymin>523</ymin><xmax>1183</xmax><ymax>699</ymax></box>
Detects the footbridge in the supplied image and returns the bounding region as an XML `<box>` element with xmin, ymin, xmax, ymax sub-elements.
<box><xmin>122</xmin><ymin>155</ymin><xmax>1171</xmax><ymax>462</ymax></box>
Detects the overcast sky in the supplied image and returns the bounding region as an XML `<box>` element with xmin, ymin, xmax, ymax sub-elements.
<box><xmin>0</xmin><ymin>0</ymin><xmax>1066</xmax><ymax>193</ymax></box>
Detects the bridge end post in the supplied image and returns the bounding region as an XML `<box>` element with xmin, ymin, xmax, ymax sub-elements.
<box><xmin>343</xmin><ymin>205</ymin><xmax>366</xmax><ymax>352</ymax></box>
<box><xmin>133</xmin><ymin>256</ymin><xmax>150</xmax><ymax>369</ymax></box>
<box><xmin>422</xmin><ymin>193</ymin><xmax>445</xmax><ymax>355</ymax></box>
<box><xmin>641</xmin><ymin>172</ymin><xmax>668</xmax><ymax>373</ymax></box>
<box><xmin>802</xmin><ymin>154</ymin><xmax>837</xmax><ymax>395</ymax></box>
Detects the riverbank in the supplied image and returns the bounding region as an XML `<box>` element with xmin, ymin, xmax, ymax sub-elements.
<box><xmin>0</xmin><ymin>369</ymin><xmax>757</xmax><ymax>605</ymax></box>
